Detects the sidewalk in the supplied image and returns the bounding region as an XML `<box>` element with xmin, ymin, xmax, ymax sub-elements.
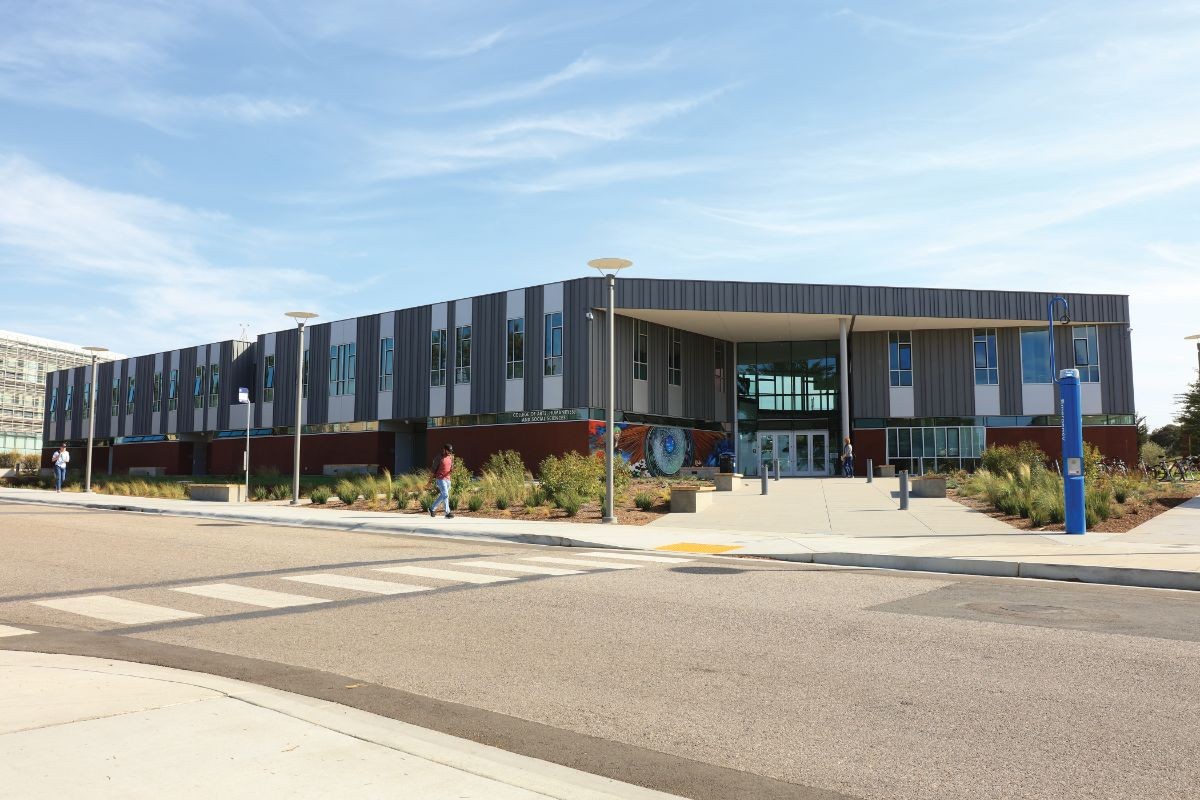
<box><xmin>0</xmin><ymin>650</ymin><xmax>683</xmax><ymax>800</ymax></box>
<box><xmin>2</xmin><ymin>484</ymin><xmax>1199</xmax><ymax>591</ymax></box>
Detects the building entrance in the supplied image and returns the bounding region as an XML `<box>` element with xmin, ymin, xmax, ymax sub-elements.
<box><xmin>756</xmin><ymin>431</ymin><xmax>831</xmax><ymax>476</ymax></box>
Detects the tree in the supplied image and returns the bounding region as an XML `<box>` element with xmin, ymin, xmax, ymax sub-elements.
<box><xmin>1150</xmin><ymin>424</ymin><xmax>1182</xmax><ymax>455</ymax></box>
<box><xmin>1136</xmin><ymin>415</ymin><xmax>1148</xmax><ymax>449</ymax></box>
<box><xmin>1175</xmin><ymin>377</ymin><xmax>1200</xmax><ymax>457</ymax></box>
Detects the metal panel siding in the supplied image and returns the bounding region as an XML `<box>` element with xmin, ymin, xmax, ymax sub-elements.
<box><xmin>470</xmin><ymin>293</ymin><xmax>505</xmax><ymax>413</ymax></box>
<box><xmin>174</xmin><ymin>350</ymin><xmax>194</xmax><ymax>434</ymax></box>
<box><xmin>681</xmin><ymin>330</ymin><xmax>713</xmax><ymax>419</ymax></box>
<box><xmin>393</xmin><ymin>306</ymin><xmax>431</xmax><ymax>420</ymax></box>
<box><xmin>850</xmin><ymin>331</ymin><xmax>888</xmax><ymax>418</ymax></box>
<box><xmin>356</xmin><ymin>315</ymin><xmax>380</xmax><ymax>421</ymax></box>
<box><xmin>135</xmin><ymin>357</ymin><xmax>155</xmax><ymax>434</ymax></box>
<box><xmin>160</xmin><ymin>351</ymin><xmax>173</xmax><ymax>435</ymax></box>
<box><xmin>913</xmin><ymin>329</ymin><xmax>973</xmax><ymax>417</ymax></box>
<box><xmin>444</xmin><ymin>302</ymin><xmax>456</xmax><ymax>417</ymax></box>
<box><xmin>230</xmin><ymin>341</ymin><xmax>255</xmax><ymax>427</ymax></box>
<box><xmin>997</xmin><ymin>328</ymin><xmax>1022</xmax><ymax>414</ymax></box>
<box><xmin>43</xmin><ymin>376</ymin><xmax>54</xmax><ymax>445</ymax></box>
<box><xmin>273</xmin><ymin>327</ymin><xmax>301</xmax><ymax>428</ymax></box>
<box><xmin>306</xmin><ymin>324</ymin><xmax>329</xmax><ymax>425</ymax></box>
<box><xmin>562</xmin><ymin>280</ymin><xmax>593</xmax><ymax>409</ymax></box>
<box><xmin>614</xmin><ymin>314</ymin><xmax>635</xmax><ymax>412</ymax></box>
<box><xmin>648</xmin><ymin>323</ymin><xmax>668</xmax><ymax>415</ymax></box>
<box><xmin>524</xmin><ymin>285</ymin><xmax>544</xmax><ymax>410</ymax></box>
<box><xmin>253</xmin><ymin>335</ymin><xmax>266</xmax><ymax>427</ymax></box>
<box><xmin>214</xmin><ymin>342</ymin><xmax>232</xmax><ymax>430</ymax></box>
<box><xmin>1100</xmin><ymin>324</ymin><xmax>1135</xmax><ymax>413</ymax></box>
<box><xmin>114</xmin><ymin>361</ymin><xmax>126</xmax><ymax>437</ymax></box>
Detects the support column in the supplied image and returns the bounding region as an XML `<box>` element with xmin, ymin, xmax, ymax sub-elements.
<box><xmin>838</xmin><ymin>318</ymin><xmax>850</xmax><ymax>441</ymax></box>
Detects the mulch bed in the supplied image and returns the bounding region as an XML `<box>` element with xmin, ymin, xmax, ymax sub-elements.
<box><xmin>310</xmin><ymin>492</ymin><xmax>669</xmax><ymax>526</ymax></box>
<box><xmin>948</xmin><ymin>483</ymin><xmax>1200</xmax><ymax>533</ymax></box>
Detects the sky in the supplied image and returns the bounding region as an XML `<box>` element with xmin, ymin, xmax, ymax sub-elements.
<box><xmin>1</xmin><ymin>0</ymin><xmax>1198</xmax><ymax>429</ymax></box>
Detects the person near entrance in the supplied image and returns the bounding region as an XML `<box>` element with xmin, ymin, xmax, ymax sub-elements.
<box><xmin>430</xmin><ymin>443</ymin><xmax>455</xmax><ymax>519</ymax></box>
<box><xmin>51</xmin><ymin>443</ymin><xmax>70</xmax><ymax>491</ymax></box>
<box><xmin>841</xmin><ymin>436</ymin><xmax>854</xmax><ymax>477</ymax></box>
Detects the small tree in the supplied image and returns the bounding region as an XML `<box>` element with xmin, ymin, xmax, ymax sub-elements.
<box><xmin>1175</xmin><ymin>377</ymin><xmax>1200</xmax><ymax>457</ymax></box>
<box><xmin>1150</xmin><ymin>424</ymin><xmax>1182</xmax><ymax>456</ymax></box>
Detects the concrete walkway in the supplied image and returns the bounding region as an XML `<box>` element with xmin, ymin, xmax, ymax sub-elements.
<box><xmin>0</xmin><ymin>650</ymin><xmax>682</xmax><ymax>800</ymax></box>
<box><xmin>2</xmin><ymin>484</ymin><xmax>1199</xmax><ymax>591</ymax></box>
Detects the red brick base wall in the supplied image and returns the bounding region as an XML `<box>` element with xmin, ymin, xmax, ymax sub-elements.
<box><xmin>426</xmin><ymin>421</ymin><xmax>590</xmax><ymax>475</ymax></box>
<box><xmin>849</xmin><ymin>428</ymin><xmax>885</xmax><ymax>477</ymax></box>
<box><xmin>209</xmin><ymin>431</ymin><xmax>394</xmax><ymax>476</ymax></box>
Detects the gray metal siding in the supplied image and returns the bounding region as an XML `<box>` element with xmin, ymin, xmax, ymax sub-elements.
<box><xmin>115</xmin><ymin>361</ymin><xmax>128</xmax><ymax>437</ymax></box>
<box><xmin>161</xmin><ymin>351</ymin><xmax>173</xmax><ymax>435</ymax></box>
<box><xmin>305</xmin><ymin>324</ymin><xmax>329</xmax><ymax>425</ymax></box>
<box><xmin>681</xmin><ymin>329</ymin><xmax>715</xmax><ymax>420</ymax></box>
<box><xmin>253</xmin><ymin>336</ymin><xmax>266</xmax><ymax>428</ymax></box>
<box><xmin>444</xmin><ymin>302</ymin><xmax>456</xmax><ymax>417</ymax></box>
<box><xmin>174</xmin><ymin>351</ymin><xmax>194</xmax><ymax>433</ymax></box>
<box><xmin>1100</xmin><ymin>324</ymin><xmax>1135</xmax><ymax>413</ymax></box>
<box><xmin>134</xmin><ymin>357</ymin><xmax>155</xmax><ymax>433</ymax></box>
<box><xmin>393</xmin><ymin>306</ymin><xmax>431</xmax><ymax>420</ymax></box>
<box><xmin>356</xmin><ymin>315</ymin><xmax>380</xmax><ymax>422</ymax></box>
<box><xmin>273</xmin><ymin>327</ymin><xmax>303</xmax><ymax>428</ymax></box>
<box><xmin>850</xmin><ymin>331</ymin><xmax>888</xmax><ymax>418</ymax></box>
<box><xmin>913</xmin><ymin>329</ymin><xmax>974</xmax><ymax>417</ymax></box>
<box><xmin>229</xmin><ymin>342</ymin><xmax>255</xmax><ymax>430</ymax></box>
<box><xmin>997</xmin><ymin>328</ymin><xmax>1022</xmax><ymax>415</ymax></box>
<box><xmin>524</xmin><ymin>285</ymin><xmax>544</xmax><ymax>410</ymax></box>
<box><xmin>614</xmin><ymin>314</ymin><xmax>634</xmax><ymax>413</ymax></box>
<box><xmin>648</xmin><ymin>323</ymin><xmax>668</xmax><ymax>415</ymax></box>
<box><xmin>471</xmin><ymin>293</ymin><xmax>506</xmax><ymax>413</ymax></box>
<box><xmin>562</xmin><ymin>280</ymin><xmax>592</xmax><ymax>409</ymax></box>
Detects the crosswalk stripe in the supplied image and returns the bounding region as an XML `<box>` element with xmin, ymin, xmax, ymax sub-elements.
<box><xmin>0</xmin><ymin>624</ymin><xmax>36</xmax><ymax>637</ymax></box>
<box><xmin>172</xmin><ymin>583</ymin><xmax>328</xmax><ymax>608</ymax></box>
<box><xmin>373</xmin><ymin>565</ymin><xmax>517</xmax><ymax>584</ymax></box>
<box><xmin>582</xmin><ymin>552</ymin><xmax>694</xmax><ymax>563</ymax></box>
<box><xmin>34</xmin><ymin>596</ymin><xmax>202</xmax><ymax>625</ymax></box>
<box><xmin>523</xmin><ymin>556</ymin><xmax>642</xmax><ymax>570</ymax></box>
<box><xmin>281</xmin><ymin>574</ymin><xmax>432</xmax><ymax>595</ymax></box>
<box><xmin>450</xmin><ymin>560</ymin><xmax>584</xmax><ymax>576</ymax></box>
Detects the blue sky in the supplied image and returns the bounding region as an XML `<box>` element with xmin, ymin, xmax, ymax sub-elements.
<box><xmin>1</xmin><ymin>0</ymin><xmax>1198</xmax><ymax>428</ymax></box>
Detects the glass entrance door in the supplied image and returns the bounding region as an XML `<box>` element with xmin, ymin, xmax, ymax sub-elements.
<box><xmin>794</xmin><ymin>431</ymin><xmax>830</xmax><ymax>476</ymax></box>
<box><xmin>754</xmin><ymin>431</ymin><xmax>831</xmax><ymax>476</ymax></box>
<box><xmin>758</xmin><ymin>432</ymin><xmax>793</xmax><ymax>476</ymax></box>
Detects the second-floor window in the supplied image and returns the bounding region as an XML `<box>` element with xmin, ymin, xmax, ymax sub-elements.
<box><xmin>544</xmin><ymin>312</ymin><xmax>563</xmax><ymax>376</ymax></box>
<box><xmin>208</xmin><ymin>364</ymin><xmax>219</xmax><ymax>407</ymax></box>
<box><xmin>668</xmin><ymin>328</ymin><xmax>682</xmax><ymax>386</ymax></box>
<box><xmin>50</xmin><ymin>386</ymin><xmax>58</xmax><ymax>421</ymax></box>
<box><xmin>83</xmin><ymin>381</ymin><xmax>91</xmax><ymax>419</ymax></box>
<box><xmin>329</xmin><ymin>343</ymin><xmax>356</xmax><ymax>396</ymax></box>
<box><xmin>302</xmin><ymin>349</ymin><xmax>309</xmax><ymax>398</ymax></box>
<box><xmin>455</xmin><ymin>325</ymin><xmax>471</xmax><ymax>384</ymax></box>
<box><xmin>714</xmin><ymin>341</ymin><xmax>725</xmax><ymax>392</ymax></box>
<box><xmin>889</xmin><ymin>331</ymin><xmax>912</xmax><ymax>387</ymax></box>
<box><xmin>126</xmin><ymin>375</ymin><xmax>136</xmax><ymax>414</ymax></box>
<box><xmin>193</xmin><ymin>366</ymin><xmax>205</xmax><ymax>409</ymax></box>
<box><xmin>1073</xmin><ymin>325</ymin><xmax>1100</xmax><ymax>383</ymax></box>
<box><xmin>263</xmin><ymin>355</ymin><xmax>275</xmax><ymax>402</ymax></box>
<box><xmin>168</xmin><ymin>369</ymin><xmax>178</xmax><ymax>411</ymax></box>
<box><xmin>506</xmin><ymin>318</ymin><xmax>524</xmax><ymax>379</ymax></box>
<box><xmin>431</xmin><ymin>329</ymin><xmax>446</xmax><ymax>386</ymax></box>
<box><xmin>66</xmin><ymin>384</ymin><xmax>74</xmax><ymax>414</ymax></box>
<box><xmin>1020</xmin><ymin>328</ymin><xmax>1051</xmax><ymax>384</ymax></box>
<box><xmin>379</xmin><ymin>337</ymin><xmax>394</xmax><ymax>391</ymax></box>
<box><xmin>112</xmin><ymin>377</ymin><xmax>120</xmax><ymax>415</ymax></box>
<box><xmin>634</xmin><ymin>319</ymin><xmax>648</xmax><ymax>381</ymax></box>
<box><xmin>973</xmin><ymin>329</ymin><xmax>998</xmax><ymax>385</ymax></box>
<box><xmin>152</xmin><ymin>372</ymin><xmax>162</xmax><ymax>412</ymax></box>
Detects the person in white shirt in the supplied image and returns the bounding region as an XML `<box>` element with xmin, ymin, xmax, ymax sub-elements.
<box><xmin>51</xmin><ymin>443</ymin><xmax>70</xmax><ymax>492</ymax></box>
<box><xmin>841</xmin><ymin>437</ymin><xmax>854</xmax><ymax>477</ymax></box>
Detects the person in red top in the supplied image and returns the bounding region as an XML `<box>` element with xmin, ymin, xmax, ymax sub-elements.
<box><xmin>430</xmin><ymin>443</ymin><xmax>455</xmax><ymax>519</ymax></box>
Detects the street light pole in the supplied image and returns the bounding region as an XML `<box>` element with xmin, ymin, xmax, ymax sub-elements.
<box><xmin>82</xmin><ymin>346</ymin><xmax>107</xmax><ymax>493</ymax></box>
<box><xmin>1047</xmin><ymin>296</ymin><xmax>1085</xmax><ymax>535</ymax></box>
<box><xmin>588</xmin><ymin>258</ymin><xmax>632</xmax><ymax>524</ymax></box>
<box><xmin>284</xmin><ymin>312</ymin><xmax>318</xmax><ymax>505</ymax></box>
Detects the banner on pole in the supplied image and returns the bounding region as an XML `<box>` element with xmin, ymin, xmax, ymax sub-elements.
<box><xmin>238</xmin><ymin>387</ymin><xmax>250</xmax><ymax>403</ymax></box>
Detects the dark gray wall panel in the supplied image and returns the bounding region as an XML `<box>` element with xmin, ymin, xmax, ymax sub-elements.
<box><xmin>229</xmin><ymin>341</ymin><xmax>255</xmax><ymax>430</ymax></box>
<box><xmin>393</xmin><ymin>306</ymin><xmax>431</xmax><ymax>420</ymax></box>
<box><xmin>613</xmin><ymin>314</ymin><xmax>634</xmax><ymax>412</ymax></box>
<box><xmin>444</xmin><ymin>302</ymin><xmax>456</xmax><ymax>417</ymax></box>
<box><xmin>43</xmin><ymin>375</ymin><xmax>54</xmax><ymax>445</ymax></box>
<box><xmin>273</xmin><ymin>327</ymin><xmax>302</xmax><ymax>428</ymax></box>
<box><xmin>997</xmin><ymin>327</ymin><xmax>1022</xmax><ymax>414</ymax></box>
<box><xmin>253</xmin><ymin>336</ymin><xmax>266</xmax><ymax>427</ymax></box>
<box><xmin>215</xmin><ymin>342</ymin><xmax>232</xmax><ymax>430</ymax></box>
<box><xmin>562</xmin><ymin>280</ymin><xmax>593</xmax><ymax>409</ymax></box>
<box><xmin>850</xmin><ymin>331</ymin><xmax>888</xmax><ymax>418</ymax></box>
<box><xmin>356</xmin><ymin>315</ymin><xmax>380</xmax><ymax>422</ymax></box>
<box><xmin>306</xmin><ymin>324</ymin><xmax>329</xmax><ymax>425</ymax></box>
<box><xmin>172</xmin><ymin>351</ymin><xmax>193</xmax><ymax>434</ymax></box>
<box><xmin>913</xmin><ymin>329</ymin><xmax>974</xmax><ymax>417</ymax></box>
<box><xmin>681</xmin><ymin>329</ymin><xmax>714</xmax><ymax>420</ymax></box>
<box><xmin>116</xmin><ymin>361</ymin><xmax>129</xmax><ymax>437</ymax></box>
<box><xmin>648</xmin><ymin>324</ymin><xmax>668</xmax><ymax>415</ymax></box>
<box><xmin>160</xmin><ymin>351</ymin><xmax>174</xmax><ymax>435</ymax></box>
<box><xmin>135</xmin><ymin>357</ymin><xmax>155</xmax><ymax>433</ymax></box>
<box><xmin>1100</xmin><ymin>324</ymin><xmax>1135</xmax><ymax>413</ymax></box>
<box><xmin>524</xmin><ymin>285</ymin><xmax>544</xmax><ymax>410</ymax></box>
<box><xmin>471</xmin><ymin>293</ymin><xmax>506</xmax><ymax>414</ymax></box>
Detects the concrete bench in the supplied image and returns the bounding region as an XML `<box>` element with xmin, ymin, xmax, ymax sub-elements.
<box><xmin>712</xmin><ymin>473</ymin><xmax>743</xmax><ymax>492</ymax></box>
<box><xmin>189</xmin><ymin>483</ymin><xmax>245</xmax><ymax>503</ymax></box>
<box><xmin>910</xmin><ymin>477</ymin><xmax>948</xmax><ymax>498</ymax></box>
<box><xmin>323</xmin><ymin>464</ymin><xmax>374</xmax><ymax>477</ymax></box>
<box><xmin>669</xmin><ymin>485</ymin><xmax>716</xmax><ymax>513</ymax></box>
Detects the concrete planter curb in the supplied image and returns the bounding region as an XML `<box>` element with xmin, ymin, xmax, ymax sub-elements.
<box><xmin>669</xmin><ymin>486</ymin><xmax>716</xmax><ymax>513</ymax></box>
<box><xmin>909</xmin><ymin>477</ymin><xmax>947</xmax><ymax>498</ymax></box>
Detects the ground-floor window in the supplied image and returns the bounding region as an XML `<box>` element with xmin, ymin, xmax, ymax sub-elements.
<box><xmin>886</xmin><ymin>425</ymin><xmax>985</xmax><ymax>474</ymax></box>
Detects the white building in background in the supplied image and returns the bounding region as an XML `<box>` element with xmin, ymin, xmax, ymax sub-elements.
<box><xmin>0</xmin><ymin>330</ymin><xmax>120</xmax><ymax>454</ymax></box>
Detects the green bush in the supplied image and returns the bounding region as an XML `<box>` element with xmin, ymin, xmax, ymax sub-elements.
<box><xmin>310</xmin><ymin>485</ymin><xmax>331</xmax><ymax>504</ymax></box>
<box><xmin>979</xmin><ymin>442</ymin><xmax>1047</xmax><ymax>477</ymax></box>
<box><xmin>418</xmin><ymin>491</ymin><xmax>436</xmax><ymax>512</ymax></box>
<box><xmin>557</xmin><ymin>489</ymin><xmax>582</xmax><ymax>517</ymax></box>
<box><xmin>0</xmin><ymin>450</ymin><xmax>21</xmax><ymax>467</ymax></box>
<box><xmin>334</xmin><ymin>479</ymin><xmax>360</xmax><ymax>506</ymax></box>
<box><xmin>449</xmin><ymin>493</ymin><xmax>461</xmax><ymax>511</ymax></box>
<box><xmin>1083</xmin><ymin>442</ymin><xmax>1105</xmax><ymax>481</ymax></box>
<box><xmin>269</xmin><ymin>483</ymin><xmax>291</xmax><ymax>501</ymax></box>
<box><xmin>635</xmin><ymin>491</ymin><xmax>655</xmax><ymax>511</ymax></box>
<box><xmin>1139</xmin><ymin>441</ymin><xmax>1166</xmax><ymax>467</ymax></box>
<box><xmin>467</xmin><ymin>493</ymin><xmax>484</xmax><ymax>512</ymax></box>
<box><xmin>494</xmin><ymin>492</ymin><xmax>510</xmax><ymax>510</ymax></box>
<box><xmin>1086</xmin><ymin>484</ymin><xmax>1112</xmax><ymax>526</ymax></box>
<box><xmin>252</xmin><ymin>485</ymin><xmax>269</xmax><ymax>501</ymax></box>
<box><xmin>450</xmin><ymin>457</ymin><xmax>472</xmax><ymax>497</ymax></box>
<box><xmin>482</xmin><ymin>450</ymin><xmax>527</xmax><ymax>481</ymax></box>
<box><xmin>538</xmin><ymin>451</ymin><xmax>619</xmax><ymax>502</ymax></box>
<box><xmin>525</xmin><ymin>485</ymin><xmax>547</xmax><ymax>508</ymax></box>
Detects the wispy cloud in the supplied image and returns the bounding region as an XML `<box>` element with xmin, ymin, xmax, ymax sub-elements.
<box><xmin>406</xmin><ymin>27</ymin><xmax>510</xmax><ymax>59</ymax></box>
<box><xmin>495</xmin><ymin>159</ymin><xmax>711</xmax><ymax>193</ymax></box>
<box><xmin>833</xmin><ymin>8</ymin><xmax>1049</xmax><ymax>46</ymax></box>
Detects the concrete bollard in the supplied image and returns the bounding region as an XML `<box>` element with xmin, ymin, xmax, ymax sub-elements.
<box><xmin>761</xmin><ymin>464</ymin><xmax>769</xmax><ymax>495</ymax></box>
<box><xmin>899</xmin><ymin>470</ymin><xmax>909</xmax><ymax>510</ymax></box>
<box><xmin>867</xmin><ymin>459</ymin><xmax>873</xmax><ymax>483</ymax></box>
<box><xmin>773</xmin><ymin>458</ymin><xmax>780</xmax><ymax>481</ymax></box>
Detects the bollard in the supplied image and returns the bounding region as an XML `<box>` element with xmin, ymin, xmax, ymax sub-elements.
<box><xmin>773</xmin><ymin>458</ymin><xmax>781</xmax><ymax>481</ymax></box>
<box><xmin>761</xmin><ymin>463</ymin><xmax>769</xmax><ymax>495</ymax></box>
<box><xmin>899</xmin><ymin>470</ymin><xmax>909</xmax><ymax>510</ymax></box>
<box><xmin>866</xmin><ymin>459</ymin><xmax>873</xmax><ymax>483</ymax></box>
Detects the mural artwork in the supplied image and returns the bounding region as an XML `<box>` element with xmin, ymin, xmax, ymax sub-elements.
<box><xmin>587</xmin><ymin>421</ymin><xmax>733</xmax><ymax>477</ymax></box>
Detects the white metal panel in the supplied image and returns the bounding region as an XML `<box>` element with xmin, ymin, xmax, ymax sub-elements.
<box><xmin>1082</xmin><ymin>382</ymin><xmax>1103</xmax><ymax>415</ymax></box>
<box><xmin>504</xmin><ymin>379</ymin><xmax>523</xmax><ymax>412</ymax></box>
<box><xmin>543</xmin><ymin>282</ymin><xmax>564</xmax><ymax>313</ymax></box>
<box><xmin>633</xmin><ymin>379</ymin><xmax>649</xmax><ymax>413</ymax></box>
<box><xmin>542</xmin><ymin>375</ymin><xmax>563</xmax><ymax>410</ymax></box>
<box><xmin>1022</xmin><ymin>383</ymin><xmax>1055</xmax><ymax>415</ymax></box>
<box><xmin>974</xmin><ymin>384</ymin><xmax>1000</xmax><ymax>416</ymax></box>
<box><xmin>453</xmin><ymin>382</ymin><xmax>470</xmax><ymax>414</ymax></box>
<box><xmin>889</xmin><ymin>386</ymin><xmax>914</xmax><ymax>418</ymax></box>
<box><xmin>506</xmin><ymin>289</ymin><xmax>525</xmax><ymax>318</ymax></box>
<box><xmin>668</xmin><ymin>384</ymin><xmax>683</xmax><ymax>418</ymax></box>
<box><xmin>429</xmin><ymin>386</ymin><xmax>445</xmax><ymax>418</ymax></box>
<box><xmin>455</xmin><ymin>298</ymin><xmax>472</xmax><ymax>326</ymax></box>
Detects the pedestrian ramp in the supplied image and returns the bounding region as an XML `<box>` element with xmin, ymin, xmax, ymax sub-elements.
<box><xmin>11</xmin><ymin>551</ymin><xmax>696</xmax><ymax>634</ymax></box>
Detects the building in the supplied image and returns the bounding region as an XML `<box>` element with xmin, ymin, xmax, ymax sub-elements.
<box><xmin>2</xmin><ymin>330</ymin><xmax>119</xmax><ymax>455</ymax></box>
<box><xmin>40</xmin><ymin>278</ymin><xmax>1137</xmax><ymax>477</ymax></box>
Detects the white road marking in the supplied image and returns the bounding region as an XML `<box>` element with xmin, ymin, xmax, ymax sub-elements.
<box><xmin>582</xmin><ymin>552</ymin><xmax>695</xmax><ymax>563</ymax></box>
<box><xmin>523</xmin><ymin>557</ymin><xmax>642</xmax><ymax>570</ymax></box>
<box><xmin>450</xmin><ymin>560</ymin><xmax>584</xmax><ymax>576</ymax></box>
<box><xmin>282</xmin><ymin>574</ymin><xmax>432</xmax><ymax>595</ymax></box>
<box><xmin>0</xmin><ymin>624</ymin><xmax>36</xmax><ymax>637</ymax></box>
<box><xmin>373</xmin><ymin>566</ymin><xmax>516</xmax><ymax>585</ymax></box>
<box><xmin>34</xmin><ymin>596</ymin><xmax>203</xmax><ymax>625</ymax></box>
<box><xmin>172</xmin><ymin>583</ymin><xmax>328</xmax><ymax>608</ymax></box>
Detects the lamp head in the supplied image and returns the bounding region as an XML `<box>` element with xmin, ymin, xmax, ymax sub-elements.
<box><xmin>83</xmin><ymin>346</ymin><xmax>108</xmax><ymax>353</ymax></box>
<box><xmin>587</xmin><ymin>258</ymin><xmax>632</xmax><ymax>276</ymax></box>
<box><xmin>285</xmin><ymin>311</ymin><xmax>318</xmax><ymax>320</ymax></box>
<box><xmin>1059</xmin><ymin>311</ymin><xmax>1071</xmax><ymax>325</ymax></box>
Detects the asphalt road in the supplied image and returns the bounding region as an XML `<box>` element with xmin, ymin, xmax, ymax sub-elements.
<box><xmin>2</xmin><ymin>502</ymin><xmax>1198</xmax><ymax>800</ymax></box>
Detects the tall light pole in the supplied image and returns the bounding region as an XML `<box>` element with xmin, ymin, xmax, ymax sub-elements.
<box><xmin>588</xmin><ymin>258</ymin><xmax>632</xmax><ymax>524</ymax></box>
<box><xmin>82</xmin><ymin>346</ymin><xmax>107</xmax><ymax>493</ymax></box>
<box><xmin>285</xmin><ymin>311</ymin><xmax>317</xmax><ymax>504</ymax></box>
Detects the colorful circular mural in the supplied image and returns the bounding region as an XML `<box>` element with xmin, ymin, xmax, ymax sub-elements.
<box><xmin>645</xmin><ymin>426</ymin><xmax>694</xmax><ymax>476</ymax></box>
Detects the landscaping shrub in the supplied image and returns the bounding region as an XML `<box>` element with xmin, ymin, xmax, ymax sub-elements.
<box><xmin>494</xmin><ymin>492</ymin><xmax>510</xmax><ymax>510</ymax></box>
<box><xmin>310</xmin><ymin>485</ymin><xmax>331</xmax><ymax>504</ymax></box>
<box><xmin>538</xmin><ymin>452</ymin><xmax>603</xmax><ymax>501</ymax></box>
<box><xmin>449</xmin><ymin>493</ymin><xmax>461</xmax><ymax>511</ymax></box>
<box><xmin>418</xmin><ymin>491</ymin><xmax>436</xmax><ymax>512</ymax></box>
<box><xmin>557</xmin><ymin>489</ymin><xmax>582</xmax><ymax>517</ymax></box>
<box><xmin>1139</xmin><ymin>441</ymin><xmax>1166</xmax><ymax>467</ymax></box>
<box><xmin>334</xmin><ymin>479</ymin><xmax>360</xmax><ymax>506</ymax></box>
<box><xmin>269</xmin><ymin>483</ymin><xmax>290</xmax><ymax>501</ymax></box>
<box><xmin>450</xmin><ymin>457</ymin><xmax>472</xmax><ymax>497</ymax></box>
<box><xmin>482</xmin><ymin>450</ymin><xmax>527</xmax><ymax>482</ymax></box>
<box><xmin>467</xmin><ymin>493</ymin><xmax>484</xmax><ymax>512</ymax></box>
<box><xmin>635</xmin><ymin>491</ymin><xmax>655</xmax><ymax>511</ymax></box>
<box><xmin>979</xmin><ymin>442</ymin><xmax>1047</xmax><ymax>477</ymax></box>
<box><xmin>1086</xmin><ymin>484</ymin><xmax>1112</xmax><ymax>526</ymax></box>
<box><xmin>525</xmin><ymin>486</ymin><xmax>547</xmax><ymax>508</ymax></box>
<box><xmin>252</xmin><ymin>485</ymin><xmax>269</xmax><ymax>501</ymax></box>
<box><xmin>0</xmin><ymin>450</ymin><xmax>21</xmax><ymax>467</ymax></box>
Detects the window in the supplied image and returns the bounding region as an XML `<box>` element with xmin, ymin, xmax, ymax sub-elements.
<box><xmin>544</xmin><ymin>312</ymin><xmax>563</xmax><ymax>376</ymax></box>
<box><xmin>506</xmin><ymin>318</ymin><xmax>524</xmax><ymax>379</ymax></box>
<box><xmin>455</xmin><ymin>325</ymin><xmax>471</xmax><ymax>384</ymax></box>
<box><xmin>973</xmin><ymin>329</ymin><xmax>998</xmax><ymax>385</ymax></box>
<box><xmin>126</xmin><ymin>375</ymin><xmax>136</xmax><ymax>414</ymax></box>
<box><xmin>83</xmin><ymin>382</ymin><xmax>91</xmax><ymax>419</ymax></box>
<box><xmin>112</xmin><ymin>377</ymin><xmax>120</xmax><ymax>416</ymax></box>
<box><xmin>379</xmin><ymin>337</ymin><xmax>394</xmax><ymax>391</ymax></box>
<box><xmin>65</xmin><ymin>385</ymin><xmax>74</xmax><ymax>414</ymax></box>
<box><xmin>302</xmin><ymin>349</ymin><xmax>309</xmax><ymax>398</ymax></box>
<box><xmin>152</xmin><ymin>372</ymin><xmax>162</xmax><ymax>412</ymax></box>
<box><xmin>668</xmin><ymin>328</ymin><xmax>682</xmax><ymax>386</ymax></box>
<box><xmin>430</xmin><ymin>329</ymin><xmax>447</xmax><ymax>386</ymax></box>
<box><xmin>167</xmin><ymin>369</ymin><xmax>178</xmax><ymax>411</ymax></box>
<box><xmin>193</xmin><ymin>366</ymin><xmax>205</xmax><ymax>409</ymax></box>
<box><xmin>1072</xmin><ymin>325</ymin><xmax>1100</xmax><ymax>383</ymax></box>
<box><xmin>208</xmin><ymin>364</ymin><xmax>219</xmax><ymax>407</ymax></box>
<box><xmin>888</xmin><ymin>331</ymin><xmax>912</xmax><ymax>387</ymax></box>
<box><xmin>263</xmin><ymin>355</ymin><xmax>275</xmax><ymax>402</ymax></box>
<box><xmin>1020</xmin><ymin>328</ymin><xmax>1052</xmax><ymax>384</ymax></box>
<box><xmin>886</xmin><ymin>425</ymin><xmax>986</xmax><ymax>474</ymax></box>
<box><xmin>50</xmin><ymin>387</ymin><xmax>58</xmax><ymax>421</ymax></box>
<box><xmin>329</xmin><ymin>343</ymin><xmax>356</xmax><ymax>396</ymax></box>
<box><xmin>633</xmin><ymin>319</ymin><xmax>648</xmax><ymax>381</ymax></box>
<box><xmin>715</xmin><ymin>341</ymin><xmax>726</xmax><ymax>392</ymax></box>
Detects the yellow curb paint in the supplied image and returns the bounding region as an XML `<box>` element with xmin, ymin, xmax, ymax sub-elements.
<box><xmin>656</xmin><ymin>542</ymin><xmax>739</xmax><ymax>554</ymax></box>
